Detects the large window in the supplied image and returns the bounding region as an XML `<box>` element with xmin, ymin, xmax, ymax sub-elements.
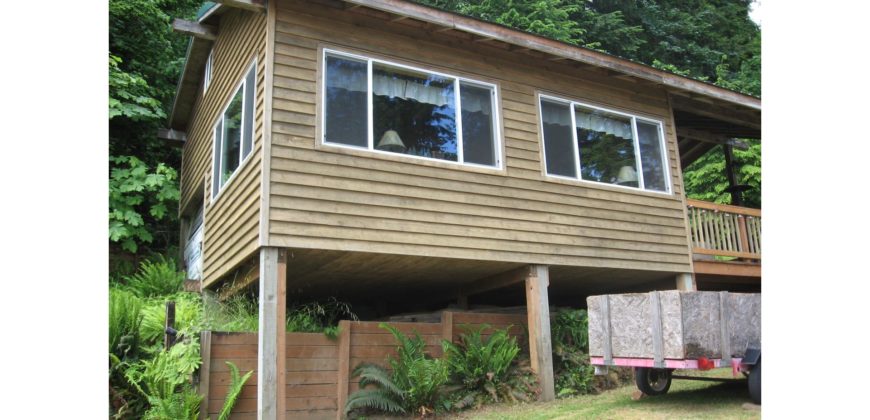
<box><xmin>323</xmin><ymin>50</ymin><xmax>501</xmax><ymax>168</ymax></box>
<box><xmin>539</xmin><ymin>95</ymin><xmax>670</xmax><ymax>193</ymax></box>
<box><xmin>212</xmin><ymin>61</ymin><xmax>256</xmax><ymax>198</ymax></box>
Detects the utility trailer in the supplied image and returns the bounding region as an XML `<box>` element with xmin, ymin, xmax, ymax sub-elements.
<box><xmin>587</xmin><ymin>291</ymin><xmax>761</xmax><ymax>404</ymax></box>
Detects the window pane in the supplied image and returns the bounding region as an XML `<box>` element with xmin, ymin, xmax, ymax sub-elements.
<box><xmin>637</xmin><ymin>120</ymin><xmax>667</xmax><ymax>192</ymax></box>
<box><xmin>221</xmin><ymin>86</ymin><xmax>243</xmax><ymax>187</ymax></box>
<box><xmin>212</xmin><ymin>119</ymin><xmax>222</xmax><ymax>197</ymax></box>
<box><xmin>242</xmin><ymin>65</ymin><xmax>255</xmax><ymax>158</ymax></box>
<box><xmin>540</xmin><ymin>100</ymin><xmax>576</xmax><ymax>178</ymax></box>
<box><xmin>372</xmin><ymin>63</ymin><xmax>457</xmax><ymax>161</ymax></box>
<box><xmin>460</xmin><ymin>83</ymin><xmax>496</xmax><ymax>166</ymax></box>
<box><xmin>325</xmin><ymin>55</ymin><xmax>368</xmax><ymax>147</ymax></box>
<box><xmin>575</xmin><ymin>106</ymin><xmax>637</xmax><ymax>186</ymax></box>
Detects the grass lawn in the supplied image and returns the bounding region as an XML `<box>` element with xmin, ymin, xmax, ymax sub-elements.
<box><xmin>446</xmin><ymin>369</ymin><xmax>760</xmax><ymax>420</ymax></box>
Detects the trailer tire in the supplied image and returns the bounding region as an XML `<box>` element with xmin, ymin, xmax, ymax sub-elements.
<box><xmin>748</xmin><ymin>358</ymin><xmax>761</xmax><ymax>404</ymax></box>
<box><xmin>635</xmin><ymin>367</ymin><xmax>672</xmax><ymax>396</ymax></box>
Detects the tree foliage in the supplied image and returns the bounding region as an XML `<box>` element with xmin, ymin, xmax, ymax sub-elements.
<box><xmin>109</xmin><ymin>155</ymin><xmax>180</xmax><ymax>253</ymax></box>
<box><xmin>416</xmin><ymin>0</ymin><xmax>761</xmax><ymax>206</ymax></box>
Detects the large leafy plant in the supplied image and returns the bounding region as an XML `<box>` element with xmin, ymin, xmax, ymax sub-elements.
<box><xmin>345</xmin><ymin>323</ymin><xmax>449</xmax><ymax>417</ymax></box>
<box><xmin>109</xmin><ymin>155</ymin><xmax>180</xmax><ymax>253</ymax></box>
<box><xmin>123</xmin><ymin>255</ymin><xmax>186</xmax><ymax>297</ymax></box>
<box><xmin>442</xmin><ymin>324</ymin><xmax>520</xmax><ymax>389</ymax></box>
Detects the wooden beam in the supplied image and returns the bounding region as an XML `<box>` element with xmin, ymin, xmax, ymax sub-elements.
<box><xmin>171</xmin><ymin>19</ymin><xmax>217</xmax><ymax>40</ymax></box>
<box><xmin>214</xmin><ymin>0</ymin><xmax>266</xmax><ymax>12</ymax></box>
<box><xmin>157</xmin><ymin>128</ymin><xmax>187</xmax><ymax>144</ymax></box>
<box><xmin>525</xmin><ymin>265</ymin><xmax>555</xmax><ymax>402</ymax></box>
<box><xmin>676</xmin><ymin>127</ymin><xmax>748</xmax><ymax>150</ymax></box>
<box><xmin>693</xmin><ymin>260</ymin><xmax>761</xmax><ymax>277</ymax></box>
<box><xmin>459</xmin><ymin>266</ymin><xmax>531</xmax><ymax>297</ymax></box>
<box><xmin>670</xmin><ymin>94</ymin><xmax>761</xmax><ymax>131</ymax></box>
<box><xmin>675</xmin><ymin>273</ymin><xmax>696</xmax><ymax>291</ymax></box>
<box><xmin>336</xmin><ymin>320</ymin><xmax>352</xmax><ymax>419</ymax></box>
<box><xmin>276</xmin><ymin>250</ymin><xmax>286</xmax><ymax>418</ymax></box>
<box><xmin>257</xmin><ymin>247</ymin><xmax>284</xmax><ymax>419</ymax></box>
<box><xmin>197</xmin><ymin>331</ymin><xmax>212</xmax><ymax>420</ymax></box>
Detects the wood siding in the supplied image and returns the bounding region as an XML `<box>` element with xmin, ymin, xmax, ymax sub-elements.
<box><xmin>267</xmin><ymin>0</ymin><xmax>692</xmax><ymax>274</ymax></box>
<box><xmin>178</xmin><ymin>9</ymin><xmax>267</xmax><ymax>286</ymax></box>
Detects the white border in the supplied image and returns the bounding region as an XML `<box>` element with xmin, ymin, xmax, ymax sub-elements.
<box><xmin>537</xmin><ymin>93</ymin><xmax>672</xmax><ymax>195</ymax></box>
<box><xmin>321</xmin><ymin>48</ymin><xmax>503</xmax><ymax>170</ymax></box>
<box><xmin>212</xmin><ymin>59</ymin><xmax>257</xmax><ymax>202</ymax></box>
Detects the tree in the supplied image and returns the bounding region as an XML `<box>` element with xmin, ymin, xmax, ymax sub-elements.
<box><xmin>109</xmin><ymin>0</ymin><xmax>200</xmax><ymax>261</ymax></box>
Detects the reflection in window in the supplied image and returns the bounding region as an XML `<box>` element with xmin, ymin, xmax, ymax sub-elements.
<box><xmin>324</xmin><ymin>55</ymin><xmax>368</xmax><ymax>147</ymax></box>
<box><xmin>212</xmin><ymin>62</ymin><xmax>256</xmax><ymax>198</ymax></box>
<box><xmin>637</xmin><ymin>120</ymin><xmax>667</xmax><ymax>192</ymax></box>
<box><xmin>575</xmin><ymin>106</ymin><xmax>637</xmax><ymax>186</ymax></box>
<box><xmin>539</xmin><ymin>96</ymin><xmax>670</xmax><ymax>193</ymax></box>
<box><xmin>373</xmin><ymin>63</ymin><xmax>457</xmax><ymax>161</ymax></box>
<box><xmin>322</xmin><ymin>51</ymin><xmax>500</xmax><ymax>168</ymax></box>
<box><xmin>540</xmin><ymin>100</ymin><xmax>576</xmax><ymax>178</ymax></box>
<box><xmin>461</xmin><ymin>82</ymin><xmax>497</xmax><ymax>166</ymax></box>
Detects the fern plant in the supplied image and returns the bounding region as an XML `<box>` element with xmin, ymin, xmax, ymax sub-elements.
<box><xmin>345</xmin><ymin>323</ymin><xmax>449</xmax><ymax>417</ymax></box>
<box><xmin>124</xmin><ymin>255</ymin><xmax>186</xmax><ymax>297</ymax></box>
<box><xmin>344</xmin><ymin>364</ymin><xmax>406</xmax><ymax>416</ymax></box>
<box><xmin>442</xmin><ymin>324</ymin><xmax>520</xmax><ymax>389</ymax></box>
<box><xmin>110</xmin><ymin>288</ymin><xmax>143</xmax><ymax>360</ymax></box>
<box><xmin>218</xmin><ymin>361</ymin><xmax>254</xmax><ymax>420</ymax></box>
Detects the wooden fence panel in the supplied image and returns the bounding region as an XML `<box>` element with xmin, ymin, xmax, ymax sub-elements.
<box><xmin>203</xmin><ymin>311</ymin><xmax>531</xmax><ymax>419</ymax></box>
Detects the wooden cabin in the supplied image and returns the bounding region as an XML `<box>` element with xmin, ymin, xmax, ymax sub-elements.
<box><xmin>164</xmin><ymin>0</ymin><xmax>761</xmax><ymax>415</ymax></box>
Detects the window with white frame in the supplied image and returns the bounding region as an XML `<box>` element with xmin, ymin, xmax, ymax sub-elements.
<box><xmin>322</xmin><ymin>50</ymin><xmax>501</xmax><ymax>168</ymax></box>
<box><xmin>212</xmin><ymin>61</ymin><xmax>256</xmax><ymax>198</ymax></box>
<box><xmin>204</xmin><ymin>48</ymin><xmax>214</xmax><ymax>94</ymax></box>
<box><xmin>539</xmin><ymin>95</ymin><xmax>670</xmax><ymax>193</ymax></box>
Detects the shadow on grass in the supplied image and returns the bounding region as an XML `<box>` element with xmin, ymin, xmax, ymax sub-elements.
<box><xmin>636</xmin><ymin>380</ymin><xmax>752</xmax><ymax>407</ymax></box>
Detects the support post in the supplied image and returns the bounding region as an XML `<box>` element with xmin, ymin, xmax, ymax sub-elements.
<box><xmin>164</xmin><ymin>301</ymin><xmax>176</xmax><ymax>350</ymax></box>
<box><xmin>676</xmin><ymin>273</ymin><xmax>697</xmax><ymax>291</ymax></box>
<box><xmin>198</xmin><ymin>331</ymin><xmax>212</xmax><ymax>420</ymax></box>
<box><xmin>258</xmin><ymin>247</ymin><xmax>286</xmax><ymax>420</ymax></box>
<box><xmin>525</xmin><ymin>265</ymin><xmax>555</xmax><ymax>401</ymax></box>
<box><xmin>336</xmin><ymin>320</ymin><xmax>352</xmax><ymax>420</ymax></box>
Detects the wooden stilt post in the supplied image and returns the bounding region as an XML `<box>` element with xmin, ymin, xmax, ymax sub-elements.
<box><xmin>676</xmin><ymin>273</ymin><xmax>696</xmax><ymax>291</ymax></box>
<box><xmin>258</xmin><ymin>247</ymin><xmax>286</xmax><ymax>420</ymax></box>
<box><xmin>525</xmin><ymin>265</ymin><xmax>555</xmax><ymax>402</ymax></box>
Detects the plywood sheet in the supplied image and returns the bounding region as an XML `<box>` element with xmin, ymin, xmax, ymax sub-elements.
<box><xmin>588</xmin><ymin>291</ymin><xmax>760</xmax><ymax>360</ymax></box>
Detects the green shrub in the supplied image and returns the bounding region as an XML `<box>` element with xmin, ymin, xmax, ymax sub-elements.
<box><xmin>286</xmin><ymin>298</ymin><xmax>358</xmax><ymax>334</ymax></box>
<box><xmin>201</xmin><ymin>293</ymin><xmax>260</xmax><ymax>332</ymax></box>
<box><xmin>440</xmin><ymin>325</ymin><xmax>537</xmax><ymax>411</ymax></box>
<box><xmin>124</xmin><ymin>256</ymin><xmax>185</xmax><ymax>297</ymax></box>
<box><xmin>110</xmin><ymin>288</ymin><xmax>144</xmax><ymax>360</ymax></box>
<box><xmin>345</xmin><ymin>323</ymin><xmax>449</xmax><ymax>417</ymax></box>
<box><xmin>443</xmin><ymin>324</ymin><xmax>520</xmax><ymax>389</ymax></box>
<box><xmin>139</xmin><ymin>292</ymin><xmax>204</xmax><ymax>354</ymax></box>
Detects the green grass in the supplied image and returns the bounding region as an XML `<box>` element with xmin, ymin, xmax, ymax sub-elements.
<box><xmin>446</xmin><ymin>369</ymin><xmax>760</xmax><ymax>420</ymax></box>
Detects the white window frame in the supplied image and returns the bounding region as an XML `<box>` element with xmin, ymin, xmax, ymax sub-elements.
<box><xmin>537</xmin><ymin>93</ymin><xmax>672</xmax><ymax>195</ymax></box>
<box><xmin>212</xmin><ymin>60</ymin><xmax>257</xmax><ymax>200</ymax></box>
<box><xmin>203</xmin><ymin>48</ymin><xmax>214</xmax><ymax>94</ymax></box>
<box><xmin>321</xmin><ymin>48</ymin><xmax>503</xmax><ymax>170</ymax></box>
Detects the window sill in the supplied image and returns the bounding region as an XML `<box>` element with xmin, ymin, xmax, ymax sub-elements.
<box><xmin>541</xmin><ymin>172</ymin><xmax>676</xmax><ymax>199</ymax></box>
<box><xmin>315</xmin><ymin>140</ymin><xmax>507</xmax><ymax>176</ymax></box>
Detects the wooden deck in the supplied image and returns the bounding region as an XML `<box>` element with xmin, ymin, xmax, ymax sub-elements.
<box><xmin>687</xmin><ymin>199</ymin><xmax>760</xmax><ymax>290</ymax></box>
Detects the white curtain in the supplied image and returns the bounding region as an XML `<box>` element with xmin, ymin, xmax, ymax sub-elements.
<box><xmin>541</xmin><ymin>102</ymin><xmax>634</xmax><ymax>140</ymax></box>
<box><xmin>575</xmin><ymin>109</ymin><xmax>633</xmax><ymax>139</ymax></box>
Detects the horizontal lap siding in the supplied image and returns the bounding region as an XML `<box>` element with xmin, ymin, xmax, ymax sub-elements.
<box><xmin>177</xmin><ymin>9</ymin><xmax>267</xmax><ymax>286</ymax></box>
<box><xmin>268</xmin><ymin>0</ymin><xmax>691</xmax><ymax>273</ymax></box>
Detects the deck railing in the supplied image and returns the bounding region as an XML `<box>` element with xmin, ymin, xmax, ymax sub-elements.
<box><xmin>686</xmin><ymin>199</ymin><xmax>761</xmax><ymax>259</ymax></box>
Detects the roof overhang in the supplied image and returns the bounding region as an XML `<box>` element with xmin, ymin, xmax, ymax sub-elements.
<box><xmin>167</xmin><ymin>0</ymin><xmax>760</xmax><ymax>153</ymax></box>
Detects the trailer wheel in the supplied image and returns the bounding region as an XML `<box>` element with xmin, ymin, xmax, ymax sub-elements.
<box><xmin>748</xmin><ymin>358</ymin><xmax>761</xmax><ymax>404</ymax></box>
<box><xmin>635</xmin><ymin>367</ymin><xmax>672</xmax><ymax>396</ymax></box>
